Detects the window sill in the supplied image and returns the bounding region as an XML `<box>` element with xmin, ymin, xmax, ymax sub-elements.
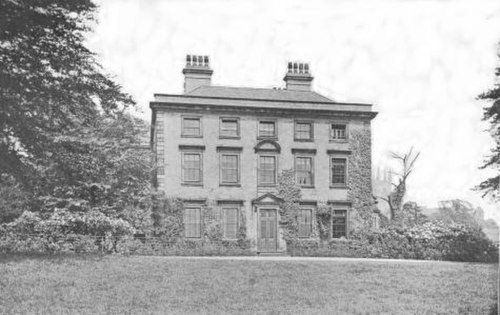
<box><xmin>258</xmin><ymin>184</ymin><xmax>277</xmax><ymax>187</ymax></box>
<box><xmin>182</xmin><ymin>183</ymin><xmax>203</xmax><ymax>187</ymax></box>
<box><xmin>329</xmin><ymin>139</ymin><xmax>348</xmax><ymax>143</ymax></box>
<box><xmin>294</xmin><ymin>138</ymin><xmax>314</xmax><ymax>142</ymax></box>
<box><xmin>181</xmin><ymin>135</ymin><xmax>203</xmax><ymax>138</ymax></box>
<box><xmin>299</xmin><ymin>185</ymin><xmax>315</xmax><ymax>189</ymax></box>
<box><xmin>257</xmin><ymin>136</ymin><xmax>278</xmax><ymax>141</ymax></box>
<box><xmin>220</xmin><ymin>183</ymin><xmax>241</xmax><ymax>187</ymax></box>
<box><xmin>330</xmin><ymin>185</ymin><xmax>349</xmax><ymax>189</ymax></box>
<box><xmin>219</xmin><ymin>136</ymin><xmax>241</xmax><ymax>140</ymax></box>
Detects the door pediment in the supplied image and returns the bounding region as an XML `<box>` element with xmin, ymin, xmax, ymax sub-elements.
<box><xmin>252</xmin><ymin>193</ymin><xmax>283</xmax><ymax>205</ymax></box>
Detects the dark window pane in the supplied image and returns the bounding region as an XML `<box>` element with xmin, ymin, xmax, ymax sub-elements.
<box><xmin>332</xmin><ymin>210</ymin><xmax>347</xmax><ymax>238</ymax></box>
<box><xmin>331</xmin><ymin>124</ymin><xmax>347</xmax><ymax>140</ymax></box>
<box><xmin>331</xmin><ymin>158</ymin><xmax>346</xmax><ymax>185</ymax></box>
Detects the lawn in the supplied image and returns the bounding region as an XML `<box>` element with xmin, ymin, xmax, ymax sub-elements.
<box><xmin>0</xmin><ymin>255</ymin><xmax>497</xmax><ymax>314</ymax></box>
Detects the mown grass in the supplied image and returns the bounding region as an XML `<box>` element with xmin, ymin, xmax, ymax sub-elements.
<box><xmin>0</xmin><ymin>254</ymin><xmax>497</xmax><ymax>314</ymax></box>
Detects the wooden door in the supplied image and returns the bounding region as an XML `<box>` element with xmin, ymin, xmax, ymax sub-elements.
<box><xmin>259</xmin><ymin>209</ymin><xmax>277</xmax><ymax>252</ymax></box>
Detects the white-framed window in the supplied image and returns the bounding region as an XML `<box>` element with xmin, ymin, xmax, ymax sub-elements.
<box><xmin>184</xmin><ymin>207</ymin><xmax>201</xmax><ymax>238</ymax></box>
<box><xmin>258</xmin><ymin>155</ymin><xmax>277</xmax><ymax>185</ymax></box>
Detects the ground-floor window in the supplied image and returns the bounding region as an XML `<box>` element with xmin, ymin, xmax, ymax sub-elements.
<box><xmin>298</xmin><ymin>209</ymin><xmax>313</xmax><ymax>238</ymax></box>
<box><xmin>332</xmin><ymin>210</ymin><xmax>347</xmax><ymax>238</ymax></box>
<box><xmin>184</xmin><ymin>207</ymin><xmax>201</xmax><ymax>238</ymax></box>
<box><xmin>222</xmin><ymin>207</ymin><xmax>239</xmax><ymax>239</ymax></box>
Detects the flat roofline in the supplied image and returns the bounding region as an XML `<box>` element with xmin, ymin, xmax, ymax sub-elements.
<box><xmin>153</xmin><ymin>93</ymin><xmax>373</xmax><ymax>107</ymax></box>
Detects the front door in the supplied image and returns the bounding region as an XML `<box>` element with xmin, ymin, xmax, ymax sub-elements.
<box><xmin>259</xmin><ymin>209</ymin><xmax>277</xmax><ymax>253</ymax></box>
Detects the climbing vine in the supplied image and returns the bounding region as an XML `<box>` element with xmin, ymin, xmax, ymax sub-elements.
<box><xmin>277</xmin><ymin>169</ymin><xmax>301</xmax><ymax>242</ymax></box>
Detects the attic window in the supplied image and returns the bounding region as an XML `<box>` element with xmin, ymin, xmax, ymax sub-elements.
<box><xmin>258</xmin><ymin>120</ymin><xmax>277</xmax><ymax>138</ymax></box>
<box><xmin>330</xmin><ymin>123</ymin><xmax>347</xmax><ymax>141</ymax></box>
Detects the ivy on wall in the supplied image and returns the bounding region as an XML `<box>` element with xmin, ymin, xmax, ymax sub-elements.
<box><xmin>277</xmin><ymin>169</ymin><xmax>301</xmax><ymax>242</ymax></box>
<box><xmin>316</xmin><ymin>203</ymin><xmax>332</xmax><ymax>240</ymax></box>
<box><xmin>150</xmin><ymin>194</ymin><xmax>251</xmax><ymax>251</ymax></box>
<box><xmin>347</xmin><ymin>128</ymin><xmax>376</xmax><ymax>230</ymax></box>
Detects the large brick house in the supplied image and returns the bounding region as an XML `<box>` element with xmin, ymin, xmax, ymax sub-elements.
<box><xmin>150</xmin><ymin>55</ymin><xmax>377</xmax><ymax>253</ymax></box>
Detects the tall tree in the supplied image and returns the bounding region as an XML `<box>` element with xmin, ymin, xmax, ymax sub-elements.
<box><xmin>0</xmin><ymin>0</ymin><xmax>134</xmax><ymax>187</ymax></box>
<box><xmin>477</xmin><ymin>47</ymin><xmax>500</xmax><ymax>201</ymax></box>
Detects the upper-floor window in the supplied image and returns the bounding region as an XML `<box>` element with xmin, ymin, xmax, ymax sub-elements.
<box><xmin>332</xmin><ymin>210</ymin><xmax>347</xmax><ymax>238</ymax></box>
<box><xmin>298</xmin><ymin>208</ymin><xmax>313</xmax><ymax>238</ymax></box>
<box><xmin>295</xmin><ymin>156</ymin><xmax>314</xmax><ymax>187</ymax></box>
<box><xmin>220</xmin><ymin>117</ymin><xmax>239</xmax><ymax>138</ymax></box>
<box><xmin>222</xmin><ymin>206</ymin><xmax>239</xmax><ymax>239</ymax></box>
<box><xmin>220</xmin><ymin>153</ymin><xmax>240</xmax><ymax>185</ymax></box>
<box><xmin>184</xmin><ymin>207</ymin><xmax>201</xmax><ymax>238</ymax></box>
<box><xmin>182</xmin><ymin>117</ymin><xmax>202</xmax><ymax>137</ymax></box>
<box><xmin>258</xmin><ymin>120</ymin><xmax>277</xmax><ymax>138</ymax></box>
<box><xmin>182</xmin><ymin>152</ymin><xmax>203</xmax><ymax>185</ymax></box>
<box><xmin>330</xmin><ymin>157</ymin><xmax>347</xmax><ymax>186</ymax></box>
<box><xmin>294</xmin><ymin>121</ymin><xmax>313</xmax><ymax>141</ymax></box>
<box><xmin>330</xmin><ymin>123</ymin><xmax>347</xmax><ymax>141</ymax></box>
<box><xmin>258</xmin><ymin>155</ymin><xmax>277</xmax><ymax>185</ymax></box>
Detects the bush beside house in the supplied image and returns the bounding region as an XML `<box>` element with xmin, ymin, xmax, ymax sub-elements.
<box><xmin>289</xmin><ymin>222</ymin><xmax>498</xmax><ymax>263</ymax></box>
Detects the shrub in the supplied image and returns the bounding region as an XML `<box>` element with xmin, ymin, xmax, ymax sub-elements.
<box><xmin>290</xmin><ymin>221</ymin><xmax>498</xmax><ymax>263</ymax></box>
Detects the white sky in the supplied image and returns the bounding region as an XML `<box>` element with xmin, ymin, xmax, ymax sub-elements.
<box><xmin>88</xmin><ymin>0</ymin><xmax>500</xmax><ymax>222</ymax></box>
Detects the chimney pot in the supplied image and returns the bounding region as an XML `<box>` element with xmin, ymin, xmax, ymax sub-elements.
<box><xmin>283</xmin><ymin>61</ymin><xmax>314</xmax><ymax>91</ymax></box>
<box><xmin>182</xmin><ymin>54</ymin><xmax>213</xmax><ymax>93</ymax></box>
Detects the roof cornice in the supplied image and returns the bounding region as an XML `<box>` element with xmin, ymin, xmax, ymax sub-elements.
<box><xmin>150</xmin><ymin>101</ymin><xmax>378</xmax><ymax>120</ymax></box>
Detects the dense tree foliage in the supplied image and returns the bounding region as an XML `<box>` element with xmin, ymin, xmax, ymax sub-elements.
<box><xmin>0</xmin><ymin>0</ymin><xmax>134</xmax><ymax>187</ymax></box>
<box><xmin>0</xmin><ymin>1</ymin><xmax>153</xmax><ymax>231</ymax></box>
<box><xmin>34</xmin><ymin>113</ymin><xmax>153</xmax><ymax>229</ymax></box>
<box><xmin>477</xmin><ymin>48</ymin><xmax>500</xmax><ymax>200</ymax></box>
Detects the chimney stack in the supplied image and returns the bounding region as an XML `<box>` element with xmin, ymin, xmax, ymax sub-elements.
<box><xmin>183</xmin><ymin>54</ymin><xmax>213</xmax><ymax>93</ymax></box>
<box><xmin>283</xmin><ymin>62</ymin><xmax>313</xmax><ymax>91</ymax></box>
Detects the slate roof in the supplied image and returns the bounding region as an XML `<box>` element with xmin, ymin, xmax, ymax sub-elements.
<box><xmin>186</xmin><ymin>86</ymin><xmax>335</xmax><ymax>103</ymax></box>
